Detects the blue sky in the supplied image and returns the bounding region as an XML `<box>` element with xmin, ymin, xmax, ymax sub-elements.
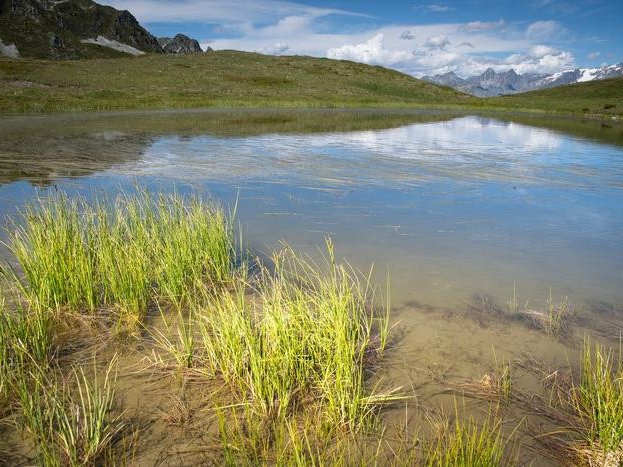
<box><xmin>99</xmin><ymin>0</ymin><xmax>622</xmax><ymax>77</ymax></box>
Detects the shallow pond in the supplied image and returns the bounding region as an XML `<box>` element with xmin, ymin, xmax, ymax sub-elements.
<box><xmin>1</xmin><ymin>109</ymin><xmax>621</xmax><ymax>310</ymax></box>
<box><xmin>1</xmin><ymin>109</ymin><xmax>622</xmax><ymax>464</ymax></box>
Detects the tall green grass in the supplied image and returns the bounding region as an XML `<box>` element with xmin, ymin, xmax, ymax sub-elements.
<box><xmin>573</xmin><ymin>340</ymin><xmax>623</xmax><ymax>460</ymax></box>
<box><xmin>15</xmin><ymin>357</ymin><xmax>123</xmax><ymax>466</ymax></box>
<box><xmin>6</xmin><ymin>190</ymin><xmax>235</xmax><ymax>323</ymax></box>
<box><xmin>424</xmin><ymin>412</ymin><xmax>516</xmax><ymax>466</ymax></box>
<box><xmin>9</xmin><ymin>194</ymin><xmax>98</xmax><ymax>312</ymax></box>
<box><xmin>215</xmin><ymin>406</ymin><xmax>360</xmax><ymax>466</ymax></box>
<box><xmin>166</xmin><ymin>240</ymin><xmax>397</xmax><ymax>433</ymax></box>
<box><xmin>0</xmin><ymin>296</ymin><xmax>54</xmax><ymax>411</ymax></box>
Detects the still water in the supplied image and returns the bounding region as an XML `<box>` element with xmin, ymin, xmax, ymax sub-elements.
<box><xmin>1</xmin><ymin>110</ymin><xmax>621</xmax><ymax>313</ymax></box>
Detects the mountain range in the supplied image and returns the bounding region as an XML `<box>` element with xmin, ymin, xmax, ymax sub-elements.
<box><xmin>423</xmin><ymin>63</ymin><xmax>623</xmax><ymax>97</ymax></box>
<box><xmin>0</xmin><ymin>0</ymin><xmax>205</xmax><ymax>59</ymax></box>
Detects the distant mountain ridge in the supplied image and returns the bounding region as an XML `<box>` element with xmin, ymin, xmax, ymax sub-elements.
<box><xmin>423</xmin><ymin>63</ymin><xmax>623</xmax><ymax>97</ymax></box>
<box><xmin>0</xmin><ymin>0</ymin><xmax>204</xmax><ymax>59</ymax></box>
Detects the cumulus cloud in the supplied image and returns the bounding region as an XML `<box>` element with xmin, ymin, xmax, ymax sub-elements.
<box><xmin>327</xmin><ymin>34</ymin><xmax>411</xmax><ymax>65</ymax></box>
<box><xmin>423</xmin><ymin>34</ymin><xmax>450</xmax><ymax>50</ymax></box>
<box><xmin>528</xmin><ymin>44</ymin><xmax>559</xmax><ymax>58</ymax></box>
<box><xmin>400</xmin><ymin>30</ymin><xmax>416</xmax><ymax>40</ymax></box>
<box><xmin>504</xmin><ymin>45</ymin><xmax>574</xmax><ymax>74</ymax></box>
<box><xmin>459</xmin><ymin>41</ymin><xmax>475</xmax><ymax>48</ymax></box>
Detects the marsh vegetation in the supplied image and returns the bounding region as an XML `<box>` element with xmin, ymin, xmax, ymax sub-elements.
<box><xmin>0</xmin><ymin>189</ymin><xmax>620</xmax><ymax>465</ymax></box>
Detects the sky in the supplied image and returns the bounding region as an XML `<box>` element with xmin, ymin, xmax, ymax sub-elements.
<box><xmin>99</xmin><ymin>0</ymin><xmax>623</xmax><ymax>78</ymax></box>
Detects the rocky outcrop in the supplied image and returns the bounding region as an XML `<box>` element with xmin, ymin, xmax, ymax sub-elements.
<box><xmin>0</xmin><ymin>38</ymin><xmax>20</xmax><ymax>57</ymax></box>
<box><xmin>423</xmin><ymin>68</ymin><xmax>542</xmax><ymax>96</ymax></box>
<box><xmin>159</xmin><ymin>34</ymin><xmax>203</xmax><ymax>54</ymax></box>
<box><xmin>423</xmin><ymin>63</ymin><xmax>623</xmax><ymax>96</ymax></box>
<box><xmin>0</xmin><ymin>0</ymin><xmax>162</xmax><ymax>58</ymax></box>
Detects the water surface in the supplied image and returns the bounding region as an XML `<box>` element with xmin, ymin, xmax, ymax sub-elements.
<box><xmin>2</xmin><ymin>110</ymin><xmax>620</xmax><ymax>311</ymax></box>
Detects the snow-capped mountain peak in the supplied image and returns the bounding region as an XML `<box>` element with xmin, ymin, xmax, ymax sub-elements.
<box><xmin>423</xmin><ymin>62</ymin><xmax>623</xmax><ymax>97</ymax></box>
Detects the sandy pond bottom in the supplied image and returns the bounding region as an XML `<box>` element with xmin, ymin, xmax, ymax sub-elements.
<box><xmin>0</xmin><ymin>109</ymin><xmax>622</xmax><ymax>465</ymax></box>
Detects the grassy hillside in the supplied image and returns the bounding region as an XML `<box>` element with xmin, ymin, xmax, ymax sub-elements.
<box><xmin>1</xmin><ymin>50</ymin><xmax>621</xmax><ymax>117</ymax></box>
<box><xmin>485</xmin><ymin>77</ymin><xmax>623</xmax><ymax>117</ymax></box>
<box><xmin>0</xmin><ymin>50</ymin><xmax>475</xmax><ymax>114</ymax></box>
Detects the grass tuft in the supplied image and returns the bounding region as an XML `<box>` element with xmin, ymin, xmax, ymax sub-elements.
<box><xmin>424</xmin><ymin>409</ymin><xmax>517</xmax><ymax>466</ymax></box>
<box><xmin>159</xmin><ymin>239</ymin><xmax>400</xmax><ymax>434</ymax></box>
<box><xmin>515</xmin><ymin>290</ymin><xmax>576</xmax><ymax>337</ymax></box>
<box><xmin>8</xmin><ymin>194</ymin><xmax>98</xmax><ymax>312</ymax></box>
<box><xmin>16</xmin><ymin>357</ymin><xmax>123</xmax><ymax>466</ymax></box>
<box><xmin>572</xmin><ymin>340</ymin><xmax>623</xmax><ymax>463</ymax></box>
<box><xmin>5</xmin><ymin>190</ymin><xmax>236</xmax><ymax>325</ymax></box>
<box><xmin>0</xmin><ymin>296</ymin><xmax>55</xmax><ymax>412</ymax></box>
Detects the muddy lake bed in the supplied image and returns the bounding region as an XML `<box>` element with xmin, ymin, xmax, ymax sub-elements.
<box><xmin>1</xmin><ymin>109</ymin><xmax>622</xmax><ymax>465</ymax></box>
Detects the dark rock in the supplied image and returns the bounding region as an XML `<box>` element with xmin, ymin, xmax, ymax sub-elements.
<box><xmin>0</xmin><ymin>0</ymin><xmax>164</xmax><ymax>59</ymax></box>
<box><xmin>49</xmin><ymin>33</ymin><xmax>63</xmax><ymax>48</ymax></box>
<box><xmin>160</xmin><ymin>33</ymin><xmax>202</xmax><ymax>54</ymax></box>
<box><xmin>157</xmin><ymin>36</ymin><xmax>171</xmax><ymax>48</ymax></box>
<box><xmin>108</xmin><ymin>9</ymin><xmax>161</xmax><ymax>52</ymax></box>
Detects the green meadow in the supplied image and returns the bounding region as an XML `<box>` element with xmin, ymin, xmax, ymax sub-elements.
<box><xmin>1</xmin><ymin>50</ymin><xmax>621</xmax><ymax>117</ymax></box>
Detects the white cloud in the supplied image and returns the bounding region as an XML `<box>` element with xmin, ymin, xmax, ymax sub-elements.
<box><xmin>504</xmin><ymin>45</ymin><xmax>574</xmax><ymax>74</ymax></box>
<box><xmin>262</xmin><ymin>42</ymin><xmax>290</xmax><ymax>55</ymax></box>
<box><xmin>460</xmin><ymin>20</ymin><xmax>506</xmax><ymax>33</ymax></box>
<box><xmin>423</xmin><ymin>34</ymin><xmax>450</xmax><ymax>50</ymax></box>
<box><xmin>530</xmin><ymin>0</ymin><xmax>580</xmax><ymax>14</ymax></box>
<box><xmin>425</xmin><ymin>4</ymin><xmax>452</xmax><ymax>12</ymax></box>
<box><xmin>588</xmin><ymin>51</ymin><xmax>600</xmax><ymax>60</ymax></box>
<box><xmin>98</xmin><ymin>0</ymin><xmax>365</xmax><ymax>24</ymax></box>
<box><xmin>327</xmin><ymin>34</ymin><xmax>411</xmax><ymax>65</ymax></box>
<box><xmin>256</xmin><ymin>15</ymin><xmax>315</xmax><ymax>36</ymax></box>
<box><xmin>528</xmin><ymin>44</ymin><xmax>559</xmax><ymax>58</ymax></box>
<box><xmin>525</xmin><ymin>20</ymin><xmax>564</xmax><ymax>41</ymax></box>
<box><xmin>208</xmin><ymin>20</ymin><xmax>577</xmax><ymax>78</ymax></box>
<box><xmin>102</xmin><ymin>1</ymin><xmax>581</xmax><ymax>79</ymax></box>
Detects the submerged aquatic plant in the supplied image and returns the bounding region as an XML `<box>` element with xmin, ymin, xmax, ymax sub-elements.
<box><xmin>518</xmin><ymin>291</ymin><xmax>575</xmax><ymax>337</ymax></box>
<box><xmin>507</xmin><ymin>282</ymin><xmax>528</xmax><ymax>316</ymax></box>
